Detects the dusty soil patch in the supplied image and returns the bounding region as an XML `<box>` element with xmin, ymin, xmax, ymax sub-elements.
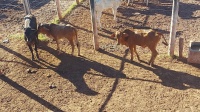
<box><xmin>0</xmin><ymin>0</ymin><xmax>200</xmax><ymax>111</ymax></box>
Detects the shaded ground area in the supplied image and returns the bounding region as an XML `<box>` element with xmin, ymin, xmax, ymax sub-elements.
<box><xmin>0</xmin><ymin>0</ymin><xmax>200</xmax><ymax>111</ymax></box>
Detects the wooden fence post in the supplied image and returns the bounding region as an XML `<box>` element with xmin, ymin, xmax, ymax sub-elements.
<box><xmin>89</xmin><ymin>0</ymin><xmax>99</xmax><ymax>50</ymax></box>
<box><xmin>168</xmin><ymin>0</ymin><xmax>179</xmax><ymax>56</ymax></box>
<box><xmin>179</xmin><ymin>37</ymin><xmax>184</xmax><ymax>58</ymax></box>
<box><xmin>55</xmin><ymin>0</ymin><xmax>62</xmax><ymax>20</ymax></box>
<box><xmin>23</xmin><ymin>0</ymin><xmax>31</xmax><ymax>15</ymax></box>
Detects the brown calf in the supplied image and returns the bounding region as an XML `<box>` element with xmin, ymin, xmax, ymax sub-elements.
<box><xmin>38</xmin><ymin>23</ymin><xmax>80</xmax><ymax>55</ymax></box>
<box><xmin>111</xmin><ymin>29</ymin><xmax>168</xmax><ymax>66</ymax></box>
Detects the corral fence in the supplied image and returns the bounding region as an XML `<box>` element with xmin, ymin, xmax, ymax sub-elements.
<box><xmin>0</xmin><ymin>0</ymin><xmax>75</xmax><ymax>38</ymax></box>
<box><xmin>0</xmin><ymin>0</ymin><xmax>165</xmax><ymax>38</ymax></box>
<box><xmin>0</xmin><ymin>0</ymin><xmax>168</xmax><ymax>36</ymax></box>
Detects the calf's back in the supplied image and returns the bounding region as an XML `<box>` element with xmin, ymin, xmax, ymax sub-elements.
<box><xmin>124</xmin><ymin>29</ymin><xmax>161</xmax><ymax>48</ymax></box>
<box><xmin>49</xmin><ymin>24</ymin><xmax>76</xmax><ymax>40</ymax></box>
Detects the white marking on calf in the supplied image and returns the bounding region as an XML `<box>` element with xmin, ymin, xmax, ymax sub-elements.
<box><xmin>24</xmin><ymin>18</ymin><xmax>30</xmax><ymax>28</ymax></box>
<box><xmin>24</xmin><ymin>14</ymin><xmax>33</xmax><ymax>28</ymax></box>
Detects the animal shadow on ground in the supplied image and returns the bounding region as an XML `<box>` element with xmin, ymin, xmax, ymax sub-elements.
<box><xmin>153</xmin><ymin>65</ymin><xmax>200</xmax><ymax>90</ymax></box>
<box><xmin>39</xmin><ymin>42</ymin><xmax>126</xmax><ymax>96</ymax></box>
<box><xmin>98</xmin><ymin>47</ymin><xmax>129</xmax><ymax>112</ymax></box>
<box><xmin>175</xmin><ymin>56</ymin><xmax>200</xmax><ymax>69</ymax></box>
<box><xmin>0</xmin><ymin>75</ymin><xmax>64</xmax><ymax>112</ymax></box>
<box><xmin>98</xmin><ymin>48</ymin><xmax>200</xmax><ymax>90</ymax></box>
<box><xmin>0</xmin><ymin>44</ymin><xmax>41</xmax><ymax>68</ymax></box>
<box><xmin>0</xmin><ymin>44</ymin><xmax>64</xmax><ymax>112</ymax></box>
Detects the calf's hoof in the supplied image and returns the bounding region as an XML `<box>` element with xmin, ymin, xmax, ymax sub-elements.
<box><xmin>36</xmin><ymin>54</ymin><xmax>40</xmax><ymax>59</ymax></box>
<box><xmin>57</xmin><ymin>50</ymin><xmax>62</xmax><ymax>55</ymax></box>
<box><xmin>150</xmin><ymin>64</ymin><xmax>155</xmax><ymax>67</ymax></box>
<box><xmin>149</xmin><ymin>62</ymin><xmax>155</xmax><ymax>67</ymax></box>
<box><xmin>31</xmin><ymin>57</ymin><xmax>35</xmax><ymax>61</ymax></box>
<box><xmin>37</xmin><ymin>57</ymin><xmax>40</xmax><ymax>60</ymax></box>
<box><xmin>98</xmin><ymin>27</ymin><xmax>102</xmax><ymax>31</ymax></box>
<box><xmin>137</xmin><ymin>58</ymin><xmax>141</xmax><ymax>63</ymax></box>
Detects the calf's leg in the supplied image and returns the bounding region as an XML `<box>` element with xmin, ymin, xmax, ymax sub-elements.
<box><xmin>148</xmin><ymin>47</ymin><xmax>158</xmax><ymax>66</ymax></box>
<box><xmin>129</xmin><ymin>46</ymin><xmax>134</xmax><ymax>61</ymax></box>
<box><xmin>129</xmin><ymin>45</ymin><xmax>140</xmax><ymax>62</ymax></box>
<box><xmin>56</xmin><ymin>40</ymin><xmax>61</xmax><ymax>54</ymax></box>
<box><xmin>69</xmin><ymin>40</ymin><xmax>75</xmax><ymax>55</ymax></box>
<box><xmin>76</xmin><ymin>42</ymin><xmax>80</xmax><ymax>56</ymax></box>
<box><xmin>34</xmin><ymin>43</ymin><xmax>39</xmax><ymax>59</ymax></box>
<box><xmin>28</xmin><ymin>45</ymin><xmax>34</xmax><ymax>60</ymax></box>
<box><xmin>133</xmin><ymin>45</ymin><xmax>140</xmax><ymax>62</ymax></box>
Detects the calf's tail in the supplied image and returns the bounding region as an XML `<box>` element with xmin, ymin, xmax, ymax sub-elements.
<box><xmin>160</xmin><ymin>33</ymin><xmax>168</xmax><ymax>46</ymax></box>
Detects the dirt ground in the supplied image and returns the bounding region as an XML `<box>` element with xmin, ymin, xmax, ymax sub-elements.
<box><xmin>0</xmin><ymin>0</ymin><xmax>200</xmax><ymax>112</ymax></box>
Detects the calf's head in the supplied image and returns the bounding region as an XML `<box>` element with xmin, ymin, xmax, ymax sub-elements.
<box><xmin>37</xmin><ymin>23</ymin><xmax>50</xmax><ymax>35</ymax></box>
<box><xmin>111</xmin><ymin>31</ymin><xmax>129</xmax><ymax>45</ymax></box>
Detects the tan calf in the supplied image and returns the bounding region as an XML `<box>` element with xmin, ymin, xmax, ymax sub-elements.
<box><xmin>111</xmin><ymin>29</ymin><xmax>168</xmax><ymax>66</ymax></box>
<box><xmin>38</xmin><ymin>23</ymin><xmax>80</xmax><ymax>55</ymax></box>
